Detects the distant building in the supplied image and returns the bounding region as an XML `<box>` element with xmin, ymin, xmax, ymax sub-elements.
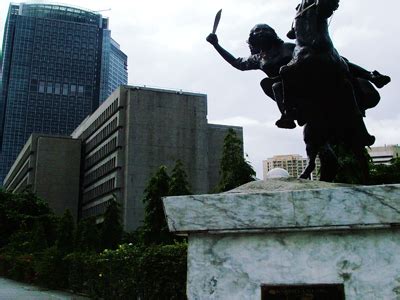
<box><xmin>100</xmin><ymin>36</ymin><xmax>128</xmax><ymax>103</ymax></box>
<box><xmin>368</xmin><ymin>145</ymin><xmax>400</xmax><ymax>165</ymax></box>
<box><xmin>0</xmin><ymin>3</ymin><xmax>127</xmax><ymax>183</ymax></box>
<box><xmin>263</xmin><ymin>154</ymin><xmax>320</xmax><ymax>180</ymax></box>
<box><xmin>3</xmin><ymin>134</ymin><xmax>81</xmax><ymax>221</ymax></box>
<box><xmin>67</xmin><ymin>85</ymin><xmax>241</xmax><ymax>230</ymax></box>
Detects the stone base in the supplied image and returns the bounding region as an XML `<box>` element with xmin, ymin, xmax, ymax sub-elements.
<box><xmin>163</xmin><ymin>179</ymin><xmax>400</xmax><ymax>299</ymax></box>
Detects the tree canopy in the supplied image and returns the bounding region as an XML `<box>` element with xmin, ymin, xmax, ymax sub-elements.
<box><xmin>216</xmin><ymin>129</ymin><xmax>256</xmax><ymax>192</ymax></box>
<box><xmin>369</xmin><ymin>157</ymin><xmax>400</xmax><ymax>185</ymax></box>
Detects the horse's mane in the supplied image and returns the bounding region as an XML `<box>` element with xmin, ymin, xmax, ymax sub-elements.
<box><xmin>318</xmin><ymin>0</ymin><xmax>340</xmax><ymax>19</ymax></box>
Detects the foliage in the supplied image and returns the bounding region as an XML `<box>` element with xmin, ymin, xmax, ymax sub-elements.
<box><xmin>169</xmin><ymin>160</ymin><xmax>192</xmax><ymax>196</ymax></box>
<box><xmin>369</xmin><ymin>157</ymin><xmax>400</xmax><ymax>185</ymax></box>
<box><xmin>66</xmin><ymin>243</ymin><xmax>187</xmax><ymax>299</ymax></box>
<box><xmin>56</xmin><ymin>210</ymin><xmax>75</xmax><ymax>254</ymax></box>
<box><xmin>141</xmin><ymin>161</ymin><xmax>192</xmax><ymax>245</ymax></box>
<box><xmin>0</xmin><ymin>171</ymin><xmax>188</xmax><ymax>298</ymax></box>
<box><xmin>217</xmin><ymin>129</ymin><xmax>256</xmax><ymax>192</ymax></box>
<box><xmin>138</xmin><ymin>243</ymin><xmax>187</xmax><ymax>300</ymax></box>
<box><xmin>65</xmin><ymin>251</ymin><xmax>98</xmax><ymax>294</ymax></box>
<box><xmin>141</xmin><ymin>166</ymin><xmax>173</xmax><ymax>245</ymax></box>
<box><xmin>0</xmin><ymin>191</ymin><xmax>52</xmax><ymax>248</ymax></box>
<box><xmin>75</xmin><ymin>217</ymin><xmax>100</xmax><ymax>253</ymax></box>
<box><xmin>333</xmin><ymin>144</ymin><xmax>370</xmax><ymax>184</ymax></box>
<box><xmin>100</xmin><ymin>200</ymin><xmax>123</xmax><ymax>250</ymax></box>
<box><xmin>34</xmin><ymin>246</ymin><xmax>69</xmax><ymax>289</ymax></box>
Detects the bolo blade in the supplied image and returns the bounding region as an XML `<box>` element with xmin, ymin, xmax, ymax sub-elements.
<box><xmin>212</xmin><ymin>9</ymin><xmax>222</xmax><ymax>34</ymax></box>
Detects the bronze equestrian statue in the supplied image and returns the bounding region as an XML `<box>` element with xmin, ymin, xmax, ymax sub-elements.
<box><xmin>206</xmin><ymin>1</ymin><xmax>390</xmax><ymax>182</ymax></box>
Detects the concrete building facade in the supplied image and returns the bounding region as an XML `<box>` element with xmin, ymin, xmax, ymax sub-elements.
<box><xmin>368</xmin><ymin>145</ymin><xmax>400</xmax><ymax>165</ymax></box>
<box><xmin>71</xmin><ymin>85</ymin><xmax>242</xmax><ymax>230</ymax></box>
<box><xmin>263</xmin><ymin>154</ymin><xmax>320</xmax><ymax>180</ymax></box>
<box><xmin>3</xmin><ymin>134</ymin><xmax>81</xmax><ymax>221</ymax></box>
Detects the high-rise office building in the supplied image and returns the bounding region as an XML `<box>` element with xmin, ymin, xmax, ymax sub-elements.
<box><xmin>0</xmin><ymin>3</ymin><xmax>128</xmax><ymax>183</ymax></box>
<box><xmin>100</xmin><ymin>34</ymin><xmax>128</xmax><ymax>103</ymax></box>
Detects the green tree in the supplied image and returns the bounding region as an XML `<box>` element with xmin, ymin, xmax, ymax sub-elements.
<box><xmin>100</xmin><ymin>200</ymin><xmax>123</xmax><ymax>250</ymax></box>
<box><xmin>141</xmin><ymin>166</ymin><xmax>173</xmax><ymax>245</ymax></box>
<box><xmin>75</xmin><ymin>218</ymin><xmax>100</xmax><ymax>252</ymax></box>
<box><xmin>369</xmin><ymin>157</ymin><xmax>400</xmax><ymax>185</ymax></box>
<box><xmin>217</xmin><ymin>129</ymin><xmax>256</xmax><ymax>192</ymax></box>
<box><xmin>169</xmin><ymin>160</ymin><xmax>191</xmax><ymax>196</ymax></box>
<box><xmin>0</xmin><ymin>191</ymin><xmax>52</xmax><ymax>248</ymax></box>
<box><xmin>56</xmin><ymin>210</ymin><xmax>75</xmax><ymax>254</ymax></box>
<box><xmin>333</xmin><ymin>144</ymin><xmax>370</xmax><ymax>184</ymax></box>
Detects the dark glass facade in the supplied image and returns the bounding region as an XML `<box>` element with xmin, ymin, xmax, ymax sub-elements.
<box><xmin>0</xmin><ymin>3</ymin><xmax>127</xmax><ymax>183</ymax></box>
<box><xmin>100</xmin><ymin>34</ymin><xmax>128</xmax><ymax>103</ymax></box>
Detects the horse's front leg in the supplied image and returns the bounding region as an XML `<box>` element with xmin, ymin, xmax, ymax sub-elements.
<box><xmin>319</xmin><ymin>143</ymin><xmax>339</xmax><ymax>182</ymax></box>
<box><xmin>300</xmin><ymin>143</ymin><xmax>318</xmax><ymax>179</ymax></box>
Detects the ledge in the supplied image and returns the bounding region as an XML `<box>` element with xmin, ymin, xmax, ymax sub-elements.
<box><xmin>163</xmin><ymin>179</ymin><xmax>400</xmax><ymax>235</ymax></box>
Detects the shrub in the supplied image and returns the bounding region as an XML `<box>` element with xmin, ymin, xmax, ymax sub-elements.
<box><xmin>68</xmin><ymin>242</ymin><xmax>188</xmax><ymax>299</ymax></box>
<box><xmin>34</xmin><ymin>246</ymin><xmax>69</xmax><ymax>289</ymax></box>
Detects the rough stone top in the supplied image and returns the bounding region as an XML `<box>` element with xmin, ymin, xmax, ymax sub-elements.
<box><xmin>163</xmin><ymin>179</ymin><xmax>400</xmax><ymax>235</ymax></box>
<box><xmin>228</xmin><ymin>178</ymin><xmax>350</xmax><ymax>193</ymax></box>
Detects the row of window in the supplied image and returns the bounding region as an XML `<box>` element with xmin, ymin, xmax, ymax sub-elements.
<box><xmin>31</xmin><ymin>80</ymin><xmax>86</xmax><ymax>96</ymax></box>
<box><xmin>84</xmin><ymin>157</ymin><xmax>117</xmax><ymax>187</ymax></box>
<box><xmin>82</xmin><ymin>98</ymin><xmax>119</xmax><ymax>140</ymax></box>
<box><xmin>6</xmin><ymin>158</ymin><xmax>31</xmax><ymax>191</ymax></box>
<box><xmin>85</xmin><ymin>137</ymin><xmax>118</xmax><ymax>170</ymax></box>
<box><xmin>14</xmin><ymin>177</ymin><xmax>30</xmax><ymax>194</ymax></box>
<box><xmin>82</xmin><ymin>199</ymin><xmax>113</xmax><ymax>219</ymax></box>
<box><xmin>82</xmin><ymin>177</ymin><xmax>116</xmax><ymax>204</ymax></box>
<box><xmin>85</xmin><ymin>117</ymin><xmax>119</xmax><ymax>154</ymax></box>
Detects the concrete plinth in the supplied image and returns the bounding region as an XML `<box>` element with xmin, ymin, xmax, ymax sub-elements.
<box><xmin>163</xmin><ymin>179</ymin><xmax>400</xmax><ymax>300</ymax></box>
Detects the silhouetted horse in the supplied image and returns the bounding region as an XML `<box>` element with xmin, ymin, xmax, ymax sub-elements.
<box><xmin>278</xmin><ymin>0</ymin><xmax>375</xmax><ymax>182</ymax></box>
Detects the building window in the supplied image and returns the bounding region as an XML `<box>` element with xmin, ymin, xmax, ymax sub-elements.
<box><xmin>46</xmin><ymin>82</ymin><xmax>53</xmax><ymax>94</ymax></box>
<box><xmin>54</xmin><ymin>83</ymin><xmax>60</xmax><ymax>94</ymax></box>
<box><xmin>63</xmin><ymin>84</ymin><xmax>68</xmax><ymax>95</ymax></box>
<box><xmin>39</xmin><ymin>81</ymin><xmax>45</xmax><ymax>93</ymax></box>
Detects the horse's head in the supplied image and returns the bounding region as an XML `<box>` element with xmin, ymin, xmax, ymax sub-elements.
<box><xmin>247</xmin><ymin>24</ymin><xmax>283</xmax><ymax>52</ymax></box>
<box><xmin>296</xmin><ymin>0</ymin><xmax>339</xmax><ymax>19</ymax></box>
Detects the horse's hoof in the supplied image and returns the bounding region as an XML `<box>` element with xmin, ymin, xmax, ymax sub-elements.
<box><xmin>297</xmin><ymin>118</ymin><xmax>307</xmax><ymax>126</ymax></box>
<box><xmin>275</xmin><ymin>118</ymin><xmax>296</xmax><ymax>129</ymax></box>
<box><xmin>371</xmin><ymin>71</ymin><xmax>391</xmax><ymax>88</ymax></box>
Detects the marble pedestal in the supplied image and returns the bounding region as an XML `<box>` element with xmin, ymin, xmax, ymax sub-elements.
<box><xmin>163</xmin><ymin>179</ymin><xmax>400</xmax><ymax>300</ymax></box>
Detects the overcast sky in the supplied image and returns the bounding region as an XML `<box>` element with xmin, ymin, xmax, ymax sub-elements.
<box><xmin>1</xmin><ymin>0</ymin><xmax>399</xmax><ymax>177</ymax></box>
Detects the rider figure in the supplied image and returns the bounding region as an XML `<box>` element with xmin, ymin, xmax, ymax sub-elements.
<box><xmin>206</xmin><ymin>23</ymin><xmax>390</xmax><ymax>131</ymax></box>
<box><xmin>207</xmin><ymin>24</ymin><xmax>297</xmax><ymax>129</ymax></box>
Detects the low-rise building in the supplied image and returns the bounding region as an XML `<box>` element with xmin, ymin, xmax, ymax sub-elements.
<box><xmin>3</xmin><ymin>134</ymin><xmax>81</xmax><ymax>221</ymax></box>
<box><xmin>368</xmin><ymin>145</ymin><xmax>400</xmax><ymax>165</ymax></box>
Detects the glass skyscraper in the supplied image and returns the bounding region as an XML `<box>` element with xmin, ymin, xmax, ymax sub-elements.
<box><xmin>100</xmin><ymin>33</ymin><xmax>128</xmax><ymax>103</ymax></box>
<box><xmin>0</xmin><ymin>3</ymin><xmax>128</xmax><ymax>183</ymax></box>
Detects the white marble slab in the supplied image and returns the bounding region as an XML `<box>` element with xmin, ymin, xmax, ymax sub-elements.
<box><xmin>187</xmin><ymin>230</ymin><xmax>400</xmax><ymax>300</ymax></box>
<box><xmin>163</xmin><ymin>180</ymin><xmax>400</xmax><ymax>234</ymax></box>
